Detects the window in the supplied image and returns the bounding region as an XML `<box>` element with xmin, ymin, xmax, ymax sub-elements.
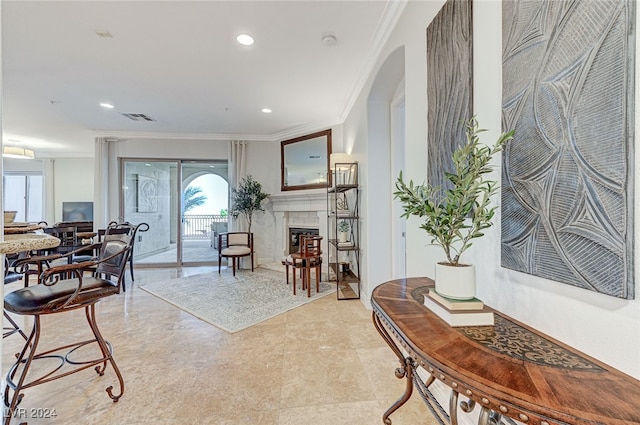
<box><xmin>3</xmin><ymin>173</ymin><xmax>43</xmax><ymax>222</ymax></box>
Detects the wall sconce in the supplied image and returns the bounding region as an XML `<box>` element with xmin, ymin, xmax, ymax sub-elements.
<box><xmin>3</xmin><ymin>147</ymin><xmax>35</xmax><ymax>159</ymax></box>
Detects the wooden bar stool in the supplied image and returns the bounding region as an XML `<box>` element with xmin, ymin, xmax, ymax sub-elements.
<box><xmin>287</xmin><ymin>235</ymin><xmax>323</xmax><ymax>297</ymax></box>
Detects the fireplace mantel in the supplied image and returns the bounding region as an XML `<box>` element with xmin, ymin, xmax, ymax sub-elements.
<box><xmin>270</xmin><ymin>192</ymin><xmax>326</xmax><ymax>212</ymax></box>
<box><xmin>269</xmin><ymin>192</ymin><xmax>328</xmax><ymax>269</ymax></box>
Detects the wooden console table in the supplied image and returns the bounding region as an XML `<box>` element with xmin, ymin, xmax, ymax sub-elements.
<box><xmin>371</xmin><ymin>277</ymin><xmax>640</xmax><ymax>425</ymax></box>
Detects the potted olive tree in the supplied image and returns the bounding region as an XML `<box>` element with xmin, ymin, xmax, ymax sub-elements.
<box><xmin>230</xmin><ymin>175</ymin><xmax>270</xmax><ymax>233</ymax></box>
<box><xmin>394</xmin><ymin>117</ymin><xmax>514</xmax><ymax>299</ymax></box>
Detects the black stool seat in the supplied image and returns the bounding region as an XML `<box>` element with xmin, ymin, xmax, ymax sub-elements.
<box><xmin>3</xmin><ymin>234</ymin><xmax>132</xmax><ymax>425</ymax></box>
<box><xmin>5</xmin><ymin>277</ymin><xmax>118</xmax><ymax>315</ymax></box>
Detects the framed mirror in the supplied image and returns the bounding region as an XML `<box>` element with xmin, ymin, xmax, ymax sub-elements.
<box><xmin>281</xmin><ymin>129</ymin><xmax>332</xmax><ymax>191</ymax></box>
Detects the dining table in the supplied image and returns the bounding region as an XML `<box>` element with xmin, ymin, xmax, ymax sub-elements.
<box><xmin>0</xmin><ymin>233</ymin><xmax>61</xmax><ymax>255</ymax></box>
<box><xmin>1</xmin><ymin>222</ymin><xmax>60</xmax><ymax>255</ymax></box>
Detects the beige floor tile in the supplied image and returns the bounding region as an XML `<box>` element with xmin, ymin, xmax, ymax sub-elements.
<box><xmin>2</xmin><ymin>267</ymin><xmax>442</xmax><ymax>425</ymax></box>
<box><xmin>278</xmin><ymin>400</ymin><xmax>382</xmax><ymax>425</ymax></box>
<box><xmin>279</xmin><ymin>349</ymin><xmax>375</xmax><ymax>408</ymax></box>
<box><xmin>283</xmin><ymin>320</ymin><xmax>354</xmax><ymax>354</ymax></box>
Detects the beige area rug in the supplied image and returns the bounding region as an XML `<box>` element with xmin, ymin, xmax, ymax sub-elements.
<box><xmin>139</xmin><ymin>267</ymin><xmax>333</xmax><ymax>333</ymax></box>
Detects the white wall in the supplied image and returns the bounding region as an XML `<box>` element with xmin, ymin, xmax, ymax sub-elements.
<box><xmin>50</xmin><ymin>158</ymin><xmax>94</xmax><ymax>224</ymax></box>
<box><xmin>342</xmin><ymin>0</ymin><xmax>640</xmax><ymax>379</ymax></box>
<box><xmin>4</xmin><ymin>157</ymin><xmax>94</xmax><ymax>225</ymax></box>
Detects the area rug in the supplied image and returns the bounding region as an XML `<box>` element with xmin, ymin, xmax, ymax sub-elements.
<box><xmin>139</xmin><ymin>268</ymin><xmax>333</xmax><ymax>333</ymax></box>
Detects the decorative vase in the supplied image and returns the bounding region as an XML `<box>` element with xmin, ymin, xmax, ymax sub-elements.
<box><xmin>338</xmin><ymin>232</ymin><xmax>349</xmax><ymax>243</ymax></box>
<box><xmin>435</xmin><ymin>262</ymin><xmax>476</xmax><ymax>300</ymax></box>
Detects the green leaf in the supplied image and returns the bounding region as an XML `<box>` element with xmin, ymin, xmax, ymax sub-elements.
<box><xmin>392</xmin><ymin>116</ymin><xmax>514</xmax><ymax>263</ymax></box>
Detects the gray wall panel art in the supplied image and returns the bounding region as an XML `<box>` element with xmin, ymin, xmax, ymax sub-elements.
<box><xmin>427</xmin><ymin>0</ymin><xmax>473</xmax><ymax>192</ymax></box>
<box><xmin>501</xmin><ymin>0</ymin><xmax>635</xmax><ymax>299</ymax></box>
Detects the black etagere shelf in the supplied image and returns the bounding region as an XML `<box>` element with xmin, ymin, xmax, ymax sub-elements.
<box><xmin>326</xmin><ymin>162</ymin><xmax>360</xmax><ymax>300</ymax></box>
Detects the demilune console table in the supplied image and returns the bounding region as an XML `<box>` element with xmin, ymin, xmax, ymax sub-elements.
<box><xmin>371</xmin><ymin>277</ymin><xmax>640</xmax><ymax>425</ymax></box>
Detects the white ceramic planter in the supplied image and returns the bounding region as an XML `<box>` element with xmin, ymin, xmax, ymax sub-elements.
<box><xmin>435</xmin><ymin>263</ymin><xmax>476</xmax><ymax>300</ymax></box>
<box><xmin>338</xmin><ymin>232</ymin><xmax>349</xmax><ymax>243</ymax></box>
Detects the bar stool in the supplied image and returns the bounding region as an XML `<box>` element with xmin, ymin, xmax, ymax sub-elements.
<box><xmin>3</xmin><ymin>234</ymin><xmax>132</xmax><ymax>424</ymax></box>
<box><xmin>285</xmin><ymin>235</ymin><xmax>323</xmax><ymax>297</ymax></box>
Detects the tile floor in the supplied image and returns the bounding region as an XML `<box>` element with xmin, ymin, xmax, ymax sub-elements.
<box><xmin>2</xmin><ymin>266</ymin><xmax>438</xmax><ymax>424</ymax></box>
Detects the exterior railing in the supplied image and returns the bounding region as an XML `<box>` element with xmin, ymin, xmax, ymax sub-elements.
<box><xmin>183</xmin><ymin>214</ymin><xmax>228</xmax><ymax>240</ymax></box>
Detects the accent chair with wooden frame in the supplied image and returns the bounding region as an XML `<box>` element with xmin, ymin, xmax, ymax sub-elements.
<box><xmin>218</xmin><ymin>232</ymin><xmax>254</xmax><ymax>276</ymax></box>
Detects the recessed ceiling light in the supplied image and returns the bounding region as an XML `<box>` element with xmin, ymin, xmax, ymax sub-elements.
<box><xmin>261</xmin><ymin>108</ymin><xmax>272</xmax><ymax>114</ymax></box>
<box><xmin>100</xmin><ymin>102</ymin><xmax>114</xmax><ymax>109</ymax></box>
<box><xmin>322</xmin><ymin>34</ymin><xmax>337</xmax><ymax>46</ymax></box>
<box><xmin>95</xmin><ymin>30</ymin><xmax>113</xmax><ymax>38</ymax></box>
<box><xmin>237</xmin><ymin>34</ymin><xmax>254</xmax><ymax>46</ymax></box>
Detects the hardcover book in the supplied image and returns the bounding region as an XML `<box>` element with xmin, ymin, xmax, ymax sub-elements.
<box><xmin>423</xmin><ymin>295</ymin><xmax>494</xmax><ymax>327</ymax></box>
<box><xmin>428</xmin><ymin>289</ymin><xmax>484</xmax><ymax>311</ymax></box>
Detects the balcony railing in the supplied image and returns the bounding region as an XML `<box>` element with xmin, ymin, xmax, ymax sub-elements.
<box><xmin>183</xmin><ymin>214</ymin><xmax>228</xmax><ymax>240</ymax></box>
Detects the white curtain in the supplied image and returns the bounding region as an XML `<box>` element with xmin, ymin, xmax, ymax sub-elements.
<box><xmin>229</xmin><ymin>140</ymin><xmax>247</xmax><ymax>232</ymax></box>
<box><xmin>43</xmin><ymin>158</ymin><xmax>55</xmax><ymax>225</ymax></box>
<box><xmin>93</xmin><ymin>137</ymin><xmax>110</xmax><ymax>229</ymax></box>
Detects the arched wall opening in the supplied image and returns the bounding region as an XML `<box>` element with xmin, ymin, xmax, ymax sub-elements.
<box><xmin>363</xmin><ymin>46</ymin><xmax>406</xmax><ymax>300</ymax></box>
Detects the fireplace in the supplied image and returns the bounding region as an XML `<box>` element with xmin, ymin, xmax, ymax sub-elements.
<box><xmin>288</xmin><ymin>227</ymin><xmax>319</xmax><ymax>254</ymax></box>
<box><xmin>269</xmin><ymin>192</ymin><xmax>327</xmax><ymax>267</ymax></box>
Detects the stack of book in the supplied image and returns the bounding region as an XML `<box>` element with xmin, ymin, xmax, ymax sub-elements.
<box><xmin>337</xmin><ymin>241</ymin><xmax>355</xmax><ymax>248</ymax></box>
<box><xmin>423</xmin><ymin>288</ymin><xmax>494</xmax><ymax>327</ymax></box>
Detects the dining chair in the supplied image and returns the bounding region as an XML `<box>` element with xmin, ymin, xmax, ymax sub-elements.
<box><xmin>104</xmin><ymin>222</ymin><xmax>149</xmax><ymax>289</ymax></box>
<box><xmin>217</xmin><ymin>232</ymin><xmax>254</xmax><ymax>276</ymax></box>
<box><xmin>43</xmin><ymin>225</ymin><xmax>78</xmax><ymax>247</ymax></box>
<box><xmin>14</xmin><ymin>226</ymin><xmax>78</xmax><ymax>287</ymax></box>
<box><xmin>3</xmin><ymin>233</ymin><xmax>132</xmax><ymax>424</ymax></box>
<box><xmin>73</xmin><ymin>222</ymin><xmax>149</xmax><ymax>291</ymax></box>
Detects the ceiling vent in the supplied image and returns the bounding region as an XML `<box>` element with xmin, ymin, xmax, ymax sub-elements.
<box><xmin>121</xmin><ymin>113</ymin><xmax>155</xmax><ymax>122</ymax></box>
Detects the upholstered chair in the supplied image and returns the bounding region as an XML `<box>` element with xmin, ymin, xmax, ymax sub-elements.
<box><xmin>217</xmin><ymin>232</ymin><xmax>254</xmax><ymax>276</ymax></box>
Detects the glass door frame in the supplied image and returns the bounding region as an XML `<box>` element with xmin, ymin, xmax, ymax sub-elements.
<box><xmin>119</xmin><ymin>158</ymin><xmax>228</xmax><ymax>268</ymax></box>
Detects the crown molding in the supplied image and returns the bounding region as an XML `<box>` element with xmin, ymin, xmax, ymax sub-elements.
<box><xmin>96</xmin><ymin>131</ymin><xmax>273</xmax><ymax>142</ymax></box>
<box><xmin>337</xmin><ymin>0</ymin><xmax>409</xmax><ymax>120</ymax></box>
<box><xmin>96</xmin><ymin>117</ymin><xmax>343</xmax><ymax>144</ymax></box>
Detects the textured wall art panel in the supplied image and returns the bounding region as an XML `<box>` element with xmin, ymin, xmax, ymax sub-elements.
<box><xmin>427</xmin><ymin>0</ymin><xmax>473</xmax><ymax>191</ymax></box>
<box><xmin>501</xmin><ymin>0</ymin><xmax>635</xmax><ymax>299</ymax></box>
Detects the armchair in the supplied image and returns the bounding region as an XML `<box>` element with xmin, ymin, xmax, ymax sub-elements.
<box><xmin>217</xmin><ymin>232</ymin><xmax>254</xmax><ymax>276</ymax></box>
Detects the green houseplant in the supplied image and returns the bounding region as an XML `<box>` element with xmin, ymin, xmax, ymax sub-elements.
<box><xmin>337</xmin><ymin>220</ymin><xmax>350</xmax><ymax>243</ymax></box>
<box><xmin>230</xmin><ymin>175</ymin><xmax>270</xmax><ymax>233</ymax></box>
<box><xmin>393</xmin><ymin>117</ymin><xmax>514</xmax><ymax>299</ymax></box>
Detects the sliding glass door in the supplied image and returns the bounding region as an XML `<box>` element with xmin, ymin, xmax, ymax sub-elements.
<box><xmin>121</xmin><ymin>159</ymin><xmax>228</xmax><ymax>267</ymax></box>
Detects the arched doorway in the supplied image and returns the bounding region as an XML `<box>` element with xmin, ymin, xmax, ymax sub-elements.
<box><xmin>181</xmin><ymin>162</ymin><xmax>229</xmax><ymax>264</ymax></box>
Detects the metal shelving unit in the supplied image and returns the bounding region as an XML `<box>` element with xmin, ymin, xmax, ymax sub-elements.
<box><xmin>327</xmin><ymin>162</ymin><xmax>360</xmax><ymax>300</ymax></box>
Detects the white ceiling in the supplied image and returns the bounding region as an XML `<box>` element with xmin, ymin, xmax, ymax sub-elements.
<box><xmin>2</xmin><ymin>0</ymin><xmax>404</xmax><ymax>157</ymax></box>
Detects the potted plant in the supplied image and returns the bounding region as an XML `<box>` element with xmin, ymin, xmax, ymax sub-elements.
<box><xmin>337</xmin><ymin>220</ymin><xmax>350</xmax><ymax>243</ymax></box>
<box><xmin>230</xmin><ymin>175</ymin><xmax>270</xmax><ymax>233</ymax></box>
<box><xmin>393</xmin><ymin>117</ymin><xmax>514</xmax><ymax>299</ymax></box>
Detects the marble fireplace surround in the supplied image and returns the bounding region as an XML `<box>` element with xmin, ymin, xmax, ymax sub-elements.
<box><xmin>270</xmin><ymin>192</ymin><xmax>327</xmax><ymax>266</ymax></box>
